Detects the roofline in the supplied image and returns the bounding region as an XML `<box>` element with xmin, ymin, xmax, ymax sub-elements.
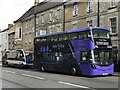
<box><xmin>0</xmin><ymin>28</ymin><xmax>8</xmax><ymax>33</ymax></box>
<box><xmin>14</xmin><ymin>6</ymin><xmax>35</xmax><ymax>23</ymax></box>
<box><xmin>35</xmin><ymin>2</ymin><xmax>64</xmax><ymax>14</ymax></box>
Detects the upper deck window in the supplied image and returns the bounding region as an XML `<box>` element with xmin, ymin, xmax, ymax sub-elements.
<box><xmin>51</xmin><ymin>35</ymin><xmax>58</xmax><ymax>42</ymax></box>
<box><xmin>35</xmin><ymin>37</ymin><xmax>46</xmax><ymax>43</ymax></box>
<box><xmin>69</xmin><ymin>33</ymin><xmax>78</xmax><ymax>40</ymax></box>
<box><xmin>59</xmin><ymin>34</ymin><xmax>69</xmax><ymax>41</ymax></box>
<box><xmin>35</xmin><ymin>38</ymin><xmax>41</xmax><ymax>43</ymax></box>
<box><xmin>92</xmin><ymin>30</ymin><xmax>110</xmax><ymax>38</ymax></box>
<box><xmin>41</xmin><ymin>38</ymin><xmax>47</xmax><ymax>42</ymax></box>
<box><xmin>78</xmin><ymin>32</ymin><xmax>87</xmax><ymax>39</ymax></box>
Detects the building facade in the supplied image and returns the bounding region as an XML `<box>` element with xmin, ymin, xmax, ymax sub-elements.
<box><xmin>14</xmin><ymin>21</ymin><xmax>23</xmax><ymax>49</ymax></box>
<box><xmin>8</xmin><ymin>24</ymin><xmax>15</xmax><ymax>50</ymax></box>
<box><xmin>0</xmin><ymin>29</ymin><xmax>8</xmax><ymax>60</ymax></box>
<box><xmin>22</xmin><ymin>7</ymin><xmax>35</xmax><ymax>51</ymax></box>
<box><xmin>35</xmin><ymin>2</ymin><xmax>64</xmax><ymax>36</ymax></box>
<box><xmin>0</xmin><ymin>31</ymin><xmax>2</xmax><ymax>61</ymax></box>
<box><xmin>65</xmin><ymin>1</ymin><xmax>88</xmax><ymax>31</ymax></box>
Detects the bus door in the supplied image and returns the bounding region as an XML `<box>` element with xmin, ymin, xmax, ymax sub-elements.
<box><xmin>55</xmin><ymin>52</ymin><xmax>74</xmax><ymax>73</ymax></box>
<box><xmin>80</xmin><ymin>50</ymin><xmax>92</xmax><ymax>74</ymax></box>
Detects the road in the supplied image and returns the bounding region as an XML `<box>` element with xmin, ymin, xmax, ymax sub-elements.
<box><xmin>1</xmin><ymin>65</ymin><xmax>119</xmax><ymax>89</ymax></box>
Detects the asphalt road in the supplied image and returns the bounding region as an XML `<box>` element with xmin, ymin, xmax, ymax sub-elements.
<box><xmin>1</xmin><ymin>65</ymin><xmax>119</xmax><ymax>89</ymax></box>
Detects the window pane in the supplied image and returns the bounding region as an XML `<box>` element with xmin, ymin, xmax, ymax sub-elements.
<box><xmin>110</xmin><ymin>17</ymin><xmax>117</xmax><ymax>33</ymax></box>
<box><xmin>69</xmin><ymin>33</ymin><xmax>78</xmax><ymax>40</ymax></box>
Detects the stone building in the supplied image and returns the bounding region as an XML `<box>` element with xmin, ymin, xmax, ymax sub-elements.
<box><xmin>21</xmin><ymin>6</ymin><xmax>35</xmax><ymax>51</ymax></box>
<box><xmin>0</xmin><ymin>29</ymin><xmax>8</xmax><ymax>59</ymax></box>
<box><xmin>14</xmin><ymin>20</ymin><xmax>23</xmax><ymax>49</ymax></box>
<box><xmin>35</xmin><ymin>2</ymin><xmax>64</xmax><ymax>36</ymax></box>
<box><xmin>8</xmin><ymin>24</ymin><xmax>15</xmax><ymax>50</ymax></box>
<box><xmin>14</xmin><ymin>1</ymin><xmax>37</xmax><ymax>51</ymax></box>
<box><xmin>65</xmin><ymin>1</ymin><xmax>88</xmax><ymax>31</ymax></box>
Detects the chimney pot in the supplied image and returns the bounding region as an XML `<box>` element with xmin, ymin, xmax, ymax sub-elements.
<box><xmin>34</xmin><ymin>0</ymin><xmax>39</xmax><ymax>6</ymax></box>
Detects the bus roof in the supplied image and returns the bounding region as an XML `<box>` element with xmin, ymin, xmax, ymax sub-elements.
<box><xmin>35</xmin><ymin>31</ymin><xmax>67</xmax><ymax>39</ymax></box>
<box><xmin>34</xmin><ymin>27</ymin><xmax>109</xmax><ymax>39</ymax></box>
<box><xmin>67</xmin><ymin>27</ymin><xmax>109</xmax><ymax>33</ymax></box>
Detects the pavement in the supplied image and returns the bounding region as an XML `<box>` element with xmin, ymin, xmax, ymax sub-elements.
<box><xmin>114</xmin><ymin>72</ymin><xmax>120</xmax><ymax>77</ymax></box>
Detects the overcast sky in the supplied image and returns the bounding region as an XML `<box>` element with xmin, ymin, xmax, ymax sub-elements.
<box><xmin>0</xmin><ymin>0</ymin><xmax>35</xmax><ymax>30</ymax></box>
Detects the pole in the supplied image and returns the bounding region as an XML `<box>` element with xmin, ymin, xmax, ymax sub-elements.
<box><xmin>34</xmin><ymin>5</ymin><xmax>37</xmax><ymax>36</ymax></box>
<box><xmin>97</xmin><ymin>0</ymin><xmax>100</xmax><ymax>27</ymax></box>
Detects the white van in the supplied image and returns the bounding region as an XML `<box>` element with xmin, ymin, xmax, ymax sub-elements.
<box><xmin>2</xmin><ymin>49</ymin><xmax>33</xmax><ymax>68</ymax></box>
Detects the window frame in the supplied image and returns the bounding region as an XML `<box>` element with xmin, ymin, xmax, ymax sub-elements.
<box><xmin>110</xmin><ymin>0</ymin><xmax>117</xmax><ymax>7</ymax></box>
<box><xmin>19</xmin><ymin>27</ymin><xmax>22</xmax><ymax>39</ymax></box>
<box><xmin>73</xmin><ymin>2</ymin><xmax>78</xmax><ymax>16</ymax></box>
<box><xmin>109</xmin><ymin>17</ymin><xmax>117</xmax><ymax>34</ymax></box>
<box><xmin>41</xmin><ymin>14</ymin><xmax>45</xmax><ymax>24</ymax></box>
<box><xmin>87</xmin><ymin>0</ymin><xmax>92</xmax><ymax>13</ymax></box>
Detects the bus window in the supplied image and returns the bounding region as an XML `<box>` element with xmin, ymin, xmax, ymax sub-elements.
<box><xmin>35</xmin><ymin>38</ymin><xmax>41</xmax><ymax>43</ymax></box>
<box><xmin>51</xmin><ymin>35</ymin><xmax>58</xmax><ymax>42</ymax></box>
<box><xmin>47</xmin><ymin>37</ymin><xmax>51</xmax><ymax>42</ymax></box>
<box><xmin>80</xmin><ymin>51</ymin><xmax>90</xmax><ymax>63</ymax></box>
<box><xmin>86</xmin><ymin>31</ymin><xmax>92</xmax><ymax>38</ymax></box>
<box><xmin>78</xmin><ymin>32</ymin><xmax>87</xmax><ymax>39</ymax></box>
<box><xmin>69</xmin><ymin>33</ymin><xmax>78</xmax><ymax>40</ymax></box>
<box><xmin>59</xmin><ymin>34</ymin><xmax>69</xmax><ymax>41</ymax></box>
<box><xmin>93</xmin><ymin>30</ymin><xmax>110</xmax><ymax>38</ymax></box>
<box><xmin>41</xmin><ymin>38</ymin><xmax>47</xmax><ymax>42</ymax></box>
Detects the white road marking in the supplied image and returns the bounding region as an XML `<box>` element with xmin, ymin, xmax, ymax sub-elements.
<box><xmin>22</xmin><ymin>74</ymin><xmax>45</xmax><ymax>80</ymax></box>
<box><xmin>4</xmin><ymin>70</ymin><xmax>15</xmax><ymax>74</ymax></box>
<box><xmin>58</xmin><ymin>81</ymin><xmax>90</xmax><ymax>89</ymax></box>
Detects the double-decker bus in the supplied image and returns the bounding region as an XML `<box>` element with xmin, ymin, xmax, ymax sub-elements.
<box><xmin>2</xmin><ymin>49</ymin><xmax>33</xmax><ymax>68</ymax></box>
<box><xmin>34</xmin><ymin>27</ymin><xmax>113</xmax><ymax>76</ymax></box>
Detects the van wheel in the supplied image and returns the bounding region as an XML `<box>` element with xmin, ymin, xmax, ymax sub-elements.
<box><xmin>20</xmin><ymin>63</ymin><xmax>25</xmax><ymax>68</ymax></box>
<box><xmin>41</xmin><ymin>65</ymin><xmax>45</xmax><ymax>71</ymax></box>
<box><xmin>6</xmin><ymin>62</ymin><xmax>9</xmax><ymax>66</ymax></box>
<box><xmin>70</xmin><ymin>67</ymin><xmax>77</xmax><ymax>75</ymax></box>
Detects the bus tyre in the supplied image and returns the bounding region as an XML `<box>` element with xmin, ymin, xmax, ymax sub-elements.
<box><xmin>41</xmin><ymin>65</ymin><xmax>45</xmax><ymax>72</ymax></box>
<box><xmin>70</xmin><ymin>67</ymin><xmax>77</xmax><ymax>75</ymax></box>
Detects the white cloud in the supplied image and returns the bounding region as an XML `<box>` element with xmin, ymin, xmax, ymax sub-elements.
<box><xmin>0</xmin><ymin>0</ymin><xmax>34</xmax><ymax>30</ymax></box>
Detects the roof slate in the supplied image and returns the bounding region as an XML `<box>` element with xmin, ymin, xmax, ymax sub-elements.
<box><xmin>14</xmin><ymin>2</ymin><xmax>64</xmax><ymax>23</ymax></box>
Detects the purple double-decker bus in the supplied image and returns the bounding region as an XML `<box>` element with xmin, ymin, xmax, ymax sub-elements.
<box><xmin>34</xmin><ymin>27</ymin><xmax>114</xmax><ymax>76</ymax></box>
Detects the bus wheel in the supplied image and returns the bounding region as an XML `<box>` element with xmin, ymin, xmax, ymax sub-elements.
<box><xmin>70</xmin><ymin>67</ymin><xmax>77</xmax><ymax>75</ymax></box>
<box><xmin>41</xmin><ymin>65</ymin><xmax>45</xmax><ymax>72</ymax></box>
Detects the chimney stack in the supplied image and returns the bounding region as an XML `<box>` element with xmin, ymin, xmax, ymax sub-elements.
<box><xmin>34</xmin><ymin>0</ymin><xmax>39</xmax><ymax>6</ymax></box>
<box><xmin>8</xmin><ymin>24</ymin><xmax>13</xmax><ymax>28</ymax></box>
